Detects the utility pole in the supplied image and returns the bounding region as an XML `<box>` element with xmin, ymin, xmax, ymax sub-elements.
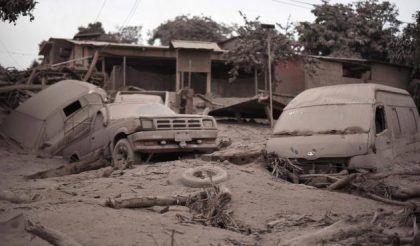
<box><xmin>261</xmin><ymin>23</ymin><xmax>275</xmax><ymax>128</ymax></box>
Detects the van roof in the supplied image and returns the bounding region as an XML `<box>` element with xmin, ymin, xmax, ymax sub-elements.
<box><xmin>285</xmin><ymin>83</ymin><xmax>410</xmax><ymax>109</ymax></box>
<box><xmin>16</xmin><ymin>80</ymin><xmax>106</xmax><ymax>120</ymax></box>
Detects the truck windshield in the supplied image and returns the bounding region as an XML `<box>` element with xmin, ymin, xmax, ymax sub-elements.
<box><xmin>273</xmin><ymin>104</ymin><xmax>372</xmax><ymax>136</ymax></box>
<box><xmin>109</xmin><ymin>103</ymin><xmax>175</xmax><ymax>119</ymax></box>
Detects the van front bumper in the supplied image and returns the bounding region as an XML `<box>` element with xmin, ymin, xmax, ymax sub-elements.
<box><xmin>128</xmin><ymin>129</ymin><xmax>218</xmax><ymax>153</ymax></box>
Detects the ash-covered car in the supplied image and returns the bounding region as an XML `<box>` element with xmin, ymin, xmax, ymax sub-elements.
<box><xmin>62</xmin><ymin>100</ymin><xmax>218</xmax><ymax>164</ymax></box>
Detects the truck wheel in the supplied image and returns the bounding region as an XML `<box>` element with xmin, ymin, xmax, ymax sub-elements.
<box><xmin>181</xmin><ymin>166</ymin><xmax>228</xmax><ymax>188</ymax></box>
<box><xmin>112</xmin><ymin>139</ymin><xmax>141</xmax><ymax>168</ymax></box>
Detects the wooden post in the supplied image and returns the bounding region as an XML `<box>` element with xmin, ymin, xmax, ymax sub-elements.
<box><xmin>82</xmin><ymin>51</ymin><xmax>99</xmax><ymax>82</ymax></box>
<box><xmin>254</xmin><ymin>68</ymin><xmax>258</xmax><ymax>95</ymax></box>
<box><xmin>188</xmin><ymin>60</ymin><xmax>192</xmax><ymax>88</ymax></box>
<box><xmin>123</xmin><ymin>56</ymin><xmax>126</xmax><ymax>88</ymax></box>
<box><xmin>175</xmin><ymin>50</ymin><xmax>180</xmax><ymax>91</ymax></box>
<box><xmin>101</xmin><ymin>58</ymin><xmax>105</xmax><ymax>73</ymax></box>
<box><xmin>206</xmin><ymin>72</ymin><xmax>211</xmax><ymax>96</ymax></box>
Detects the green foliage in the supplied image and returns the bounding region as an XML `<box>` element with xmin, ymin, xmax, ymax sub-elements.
<box><xmin>0</xmin><ymin>0</ymin><xmax>37</xmax><ymax>24</ymax></box>
<box><xmin>225</xmin><ymin>12</ymin><xmax>300</xmax><ymax>79</ymax></box>
<box><xmin>296</xmin><ymin>0</ymin><xmax>401</xmax><ymax>60</ymax></box>
<box><xmin>148</xmin><ymin>15</ymin><xmax>233</xmax><ymax>45</ymax></box>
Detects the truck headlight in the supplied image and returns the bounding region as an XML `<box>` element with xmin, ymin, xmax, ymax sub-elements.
<box><xmin>202</xmin><ymin>119</ymin><xmax>214</xmax><ymax>128</ymax></box>
<box><xmin>141</xmin><ymin>119</ymin><xmax>154</xmax><ymax>129</ymax></box>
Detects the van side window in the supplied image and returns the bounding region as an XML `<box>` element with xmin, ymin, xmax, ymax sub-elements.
<box><xmin>390</xmin><ymin>108</ymin><xmax>402</xmax><ymax>138</ymax></box>
<box><xmin>410</xmin><ymin>109</ymin><xmax>418</xmax><ymax>132</ymax></box>
<box><xmin>397</xmin><ymin>107</ymin><xmax>417</xmax><ymax>135</ymax></box>
<box><xmin>63</xmin><ymin>100</ymin><xmax>82</xmax><ymax>117</ymax></box>
<box><xmin>375</xmin><ymin>106</ymin><xmax>386</xmax><ymax>134</ymax></box>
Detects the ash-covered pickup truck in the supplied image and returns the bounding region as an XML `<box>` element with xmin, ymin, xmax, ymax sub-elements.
<box><xmin>62</xmin><ymin>101</ymin><xmax>218</xmax><ymax>164</ymax></box>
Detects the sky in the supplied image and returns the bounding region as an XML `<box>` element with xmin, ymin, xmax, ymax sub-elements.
<box><xmin>0</xmin><ymin>0</ymin><xmax>419</xmax><ymax>69</ymax></box>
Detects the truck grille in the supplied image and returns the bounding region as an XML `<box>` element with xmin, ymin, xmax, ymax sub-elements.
<box><xmin>155</xmin><ymin>118</ymin><xmax>202</xmax><ymax>129</ymax></box>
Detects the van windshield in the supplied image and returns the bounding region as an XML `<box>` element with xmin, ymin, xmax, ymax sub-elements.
<box><xmin>273</xmin><ymin>104</ymin><xmax>372</xmax><ymax>136</ymax></box>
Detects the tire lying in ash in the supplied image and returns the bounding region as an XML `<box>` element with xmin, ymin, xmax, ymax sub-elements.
<box><xmin>181</xmin><ymin>166</ymin><xmax>228</xmax><ymax>188</ymax></box>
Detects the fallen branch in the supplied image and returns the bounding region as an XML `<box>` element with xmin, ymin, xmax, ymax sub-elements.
<box><xmin>281</xmin><ymin>220</ymin><xmax>373</xmax><ymax>246</ymax></box>
<box><xmin>105</xmin><ymin>190</ymin><xmax>208</xmax><ymax>209</ymax></box>
<box><xmin>366</xmin><ymin>193</ymin><xmax>417</xmax><ymax>207</ymax></box>
<box><xmin>391</xmin><ymin>186</ymin><xmax>420</xmax><ymax>200</ymax></box>
<box><xmin>327</xmin><ymin>173</ymin><xmax>358</xmax><ymax>191</ymax></box>
<box><xmin>26</xmin><ymin>153</ymin><xmax>108</xmax><ymax>179</ymax></box>
<box><xmin>25</xmin><ymin>219</ymin><xmax>82</xmax><ymax>246</ymax></box>
<box><xmin>368</xmin><ymin>169</ymin><xmax>420</xmax><ymax>180</ymax></box>
<box><xmin>0</xmin><ymin>190</ymin><xmax>36</xmax><ymax>204</ymax></box>
<box><xmin>0</xmin><ymin>84</ymin><xmax>43</xmax><ymax>94</ymax></box>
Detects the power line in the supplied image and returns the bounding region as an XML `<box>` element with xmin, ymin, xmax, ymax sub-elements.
<box><xmin>0</xmin><ymin>40</ymin><xmax>23</xmax><ymax>69</ymax></box>
<box><xmin>0</xmin><ymin>51</ymin><xmax>39</xmax><ymax>56</ymax></box>
<box><xmin>271</xmin><ymin>0</ymin><xmax>312</xmax><ymax>9</ymax></box>
<box><xmin>283</xmin><ymin>0</ymin><xmax>316</xmax><ymax>6</ymax></box>
<box><xmin>122</xmin><ymin>0</ymin><xmax>141</xmax><ymax>27</ymax></box>
<box><xmin>94</xmin><ymin>0</ymin><xmax>107</xmax><ymax>22</ymax></box>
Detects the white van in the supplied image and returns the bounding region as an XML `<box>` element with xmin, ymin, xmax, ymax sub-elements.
<box><xmin>1</xmin><ymin>80</ymin><xmax>107</xmax><ymax>155</ymax></box>
<box><xmin>266</xmin><ymin>83</ymin><xmax>420</xmax><ymax>172</ymax></box>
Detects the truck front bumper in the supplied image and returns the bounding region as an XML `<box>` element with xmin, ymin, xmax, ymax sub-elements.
<box><xmin>128</xmin><ymin>129</ymin><xmax>218</xmax><ymax>153</ymax></box>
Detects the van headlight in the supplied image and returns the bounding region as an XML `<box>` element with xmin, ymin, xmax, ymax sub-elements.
<box><xmin>141</xmin><ymin>119</ymin><xmax>154</xmax><ymax>129</ymax></box>
<box><xmin>202</xmin><ymin>119</ymin><xmax>214</xmax><ymax>128</ymax></box>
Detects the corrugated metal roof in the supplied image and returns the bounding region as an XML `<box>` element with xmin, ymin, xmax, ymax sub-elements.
<box><xmin>65</xmin><ymin>39</ymin><xmax>169</xmax><ymax>50</ymax></box>
<box><xmin>170</xmin><ymin>40</ymin><xmax>223</xmax><ymax>51</ymax></box>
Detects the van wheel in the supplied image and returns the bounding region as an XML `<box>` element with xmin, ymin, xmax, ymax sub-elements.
<box><xmin>112</xmin><ymin>139</ymin><xmax>141</xmax><ymax>169</ymax></box>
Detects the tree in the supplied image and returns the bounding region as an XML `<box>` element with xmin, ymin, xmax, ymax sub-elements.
<box><xmin>148</xmin><ymin>15</ymin><xmax>232</xmax><ymax>45</ymax></box>
<box><xmin>74</xmin><ymin>22</ymin><xmax>142</xmax><ymax>44</ymax></box>
<box><xmin>76</xmin><ymin>22</ymin><xmax>106</xmax><ymax>36</ymax></box>
<box><xmin>296</xmin><ymin>0</ymin><xmax>401</xmax><ymax>60</ymax></box>
<box><xmin>388</xmin><ymin>11</ymin><xmax>420</xmax><ymax>70</ymax></box>
<box><xmin>225</xmin><ymin>12</ymin><xmax>300</xmax><ymax>80</ymax></box>
<box><xmin>0</xmin><ymin>0</ymin><xmax>37</xmax><ymax>24</ymax></box>
<box><xmin>111</xmin><ymin>25</ymin><xmax>142</xmax><ymax>44</ymax></box>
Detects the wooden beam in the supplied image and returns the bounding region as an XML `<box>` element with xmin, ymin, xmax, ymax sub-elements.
<box><xmin>52</xmin><ymin>55</ymin><xmax>92</xmax><ymax>68</ymax></box>
<box><xmin>82</xmin><ymin>51</ymin><xmax>99</xmax><ymax>81</ymax></box>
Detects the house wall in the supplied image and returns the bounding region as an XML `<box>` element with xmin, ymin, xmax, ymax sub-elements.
<box><xmin>177</xmin><ymin>50</ymin><xmax>211</xmax><ymax>73</ymax></box>
<box><xmin>111</xmin><ymin>65</ymin><xmax>175</xmax><ymax>91</ymax></box>
<box><xmin>304</xmin><ymin>60</ymin><xmax>362</xmax><ymax>89</ymax></box>
<box><xmin>274</xmin><ymin>59</ymin><xmax>305</xmax><ymax>96</ymax></box>
<box><xmin>48</xmin><ymin>39</ymin><xmax>73</xmax><ymax>65</ymax></box>
<box><xmin>370</xmin><ymin>64</ymin><xmax>410</xmax><ymax>89</ymax></box>
<box><xmin>304</xmin><ymin>60</ymin><xmax>411</xmax><ymax>90</ymax></box>
<box><xmin>211</xmin><ymin>77</ymin><xmax>256</xmax><ymax>97</ymax></box>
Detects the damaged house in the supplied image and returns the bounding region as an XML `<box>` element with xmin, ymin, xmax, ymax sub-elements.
<box><xmin>38</xmin><ymin>38</ymin><xmax>259</xmax><ymax>97</ymax></box>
